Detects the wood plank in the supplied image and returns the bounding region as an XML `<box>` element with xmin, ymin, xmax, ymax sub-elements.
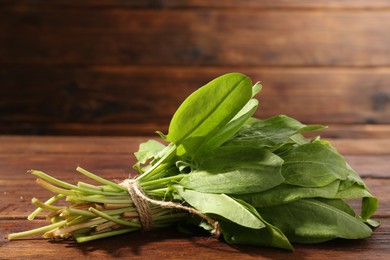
<box><xmin>0</xmin><ymin>155</ymin><xmax>134</xmax><ymax>180</ymax></box>
<box><xmin>1</xmin><ymin>136</ymin><xmax>390</xmax><ymax>156</ymax></box>
<box><xmin>320</xmin><ymin>124</ymin><xmax>390</xmax><ymax>139</ymax></box>
<box><xmin>0</xmin><ymin>136</ymin><xmax>388</xmax><ymax>258</ymax></box>
<box><xmin>0</xmin><ymin>123</ymin><xmax>163</xmax><ymax>136</ymax></box>
<box><xmin>1</xmin><ymin>10</ymin><xmax>390</xmax><ymax>66</ymax></box>
<box><xmin>1</xmin><ymin>67</ymin><xmax>390</xmax><ymax>136</ymax></box>
<box><xmin>0</xmin><ymin>136</ymin><xmax>147</xmax><ymax>155</ymax></box>
<box><xmin>328</xmin><ymin>139</ymin><xmax>390</xmax><ymax>155</ymax></box>
<box><xmin>2</xmin><ymin>0</ymin><xmax>390</xmax><ymax>9</ymax></box>
<box><xmin>0</xmin><ymin>135</ymin><xmax>336</xmax><ymax>155</ymax></box>
<box><xmin>1</xmin><ymin>151</ymin><xmax>390</xmax><ymax>179</ymax></box>
<box><xmin>343</xmin><ymin>155</ymin><xmax>390</xmax><ymax>178</ymax></box>
<box><xmin>2</xmin><ymin>123</ymin><xmax>390</xmax><ymax>138</ymax></box>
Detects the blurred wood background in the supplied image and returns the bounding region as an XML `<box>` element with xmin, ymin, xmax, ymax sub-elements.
<box><xmin>1</xmin><ymin>0</ymin><xmax>390</xmax><ymax>136</ymax></box>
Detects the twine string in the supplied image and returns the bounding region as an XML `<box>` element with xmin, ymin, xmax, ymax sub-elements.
<box><xmin>120</xmin><ymin>179</ymin><xmax>221</xmax><ymax>237</ymax></box>
<box><xmin>122</xmin><ymin>179</ymin><xmax>152</xmax><ymax>231</ymax></box>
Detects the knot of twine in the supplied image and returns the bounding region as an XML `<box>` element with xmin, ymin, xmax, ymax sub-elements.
<box><xmin>120</xmin><ymin>179</ymin><xmax>221</xmax><ymax>237</ymax></box>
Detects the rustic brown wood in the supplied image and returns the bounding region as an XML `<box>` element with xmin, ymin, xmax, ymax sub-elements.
<box><xmin>1</xmin><ymin>67</ymin><xmax>390</xmax><ymax>135</ymax></box>
<box><xmin>2</xmin><ymin>217</ymin><xmax>388</xmax><ymax>259</ymax></box>
<box><xmin>2</xmin><ymin>122</ymin><xmax>390</xmax><ymax>138</ymax></box>
<box><xmin>1</xmin><ymin>9</ymin><xmax>390</xmax><ymax>67</ymax></box>
<box><xmin>320</xmin><ymin>124</ymin><xmax>390</xmax><ymax>139</ymax></box>
<box><xmin>0</xmin><ymin>135</ymin><xmax>389</xmax><ymax>259</ymax></box>
<box><xmin>1</xmin><ymin>1</ymin><xmax>390</xmax><ymax>135</ymax></box>
<box><xmin>2</xmin><ymin>134</ymin><xmax>390</xmax><ymax>156</ymax></box>
<box><xmin>2</xmin><ymin>0</ymin><xmax>390</xmax><ymax>9</ymax></box>
<box><xmin>0</xmin><ymin>136</ymin><xmax>146</xmax><ymax>155</ymax></box>
<box><xmin>1</xmin><ymin>1</ymin><xmax>389</xmax><ymax>257</ymax></box>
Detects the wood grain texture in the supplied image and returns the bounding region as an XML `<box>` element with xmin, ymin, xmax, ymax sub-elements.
<box><xmin>1</xmin><ymin>218</ymin><xmax>389</xmax><ymax>259</ymax></box>
<box><xmin>1</xmin><ymin>1</ymin><xmax>389</xmax><ymax>135</ymax></box>
<box><xmin>1</xmin><ymin>9</ymin><xmax>390</xmax><ymax>66</ymax></box>
<box><xmin>2</xmin><ymin>0</ymin><xmax>390</xmax><ymax>9</ymax></box>
<box><xmin>0</xmin><ymin>135</ymin><xmax>389</xmax><ymax>259</ymax></box>
<box><xmin>2</xmin><ymin>218</ymin><xmax>388</xmax><ymax>259</ymax></box>
<box><xmin>1</xmin><ymin>67</ymin><xmax>390</xmax><ymax>135</ymax></box>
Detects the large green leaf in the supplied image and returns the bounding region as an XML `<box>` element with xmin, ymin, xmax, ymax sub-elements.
<box><xmin>280</xmin><ymin>142</ymin><xmax>350</xmax><ymax>187</ymax></box>
<box><xmin>175</xmin><ymin>186</ymin><xmax>265</xmax><ymax>229</ymax></box>
<box><xmin>258</xmin><ymin>199</ymin><xmax>372</xmax><ymax>242</ymax></box>
<box><xmin>203</xmin><ymin>83</ymin><xmax>261</xmax><ymax>152</ymax></box>
<box><xmin>195</xmin><ymin>145</ymin><xmax>283</xmax><ymax>172</ymax></box>
<box><xmin>237</xmin><ymin>180</ymin><xmax>341</xmax><ymax>207</ymax></box>
<box><xmin>180</xmin><ymin>168</ymin><xmax>284</xmax><ymax>195</ymax></box>
<box><xmin>180</xmin><ymin>146</ymin><xmax>284</xmax><ymax>194</ymax></box>
<box><xmin>225</xmin><ymin>115</ymin><xmax>324</xmax><ymax>150</ymax></box>
<box><xmin>220</xmin><ymin>199</ymin><xmax>293</xmax><ymax>251</ymax></box>
<box><xmin>317</xmin><ymin>198</ymin><xmax>356</xmax><ymax>216</ymax></box>
<box><xmin>202</xmin><ymin>99</ymin><xmax>258</xmax><ymax>151</ymax></box>
<box><xmin>165</xmin><ymin>73</ymin><xmax>252</xmax><ymax>155</ymax></box>
<box><xmin>220</xmin><ymin>221</ymin><xmax>294</xmax><ymax>250</ymax></box>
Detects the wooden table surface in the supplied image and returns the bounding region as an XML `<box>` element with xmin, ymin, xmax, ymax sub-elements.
<box><xmin>0</xmin><ymin>133</ymin><xmax>389</xmax><ymax>259</ymax></box>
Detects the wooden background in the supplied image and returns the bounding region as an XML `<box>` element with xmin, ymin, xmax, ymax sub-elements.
<box><xmin>1</xmin><ymin>2</ymin><xmax>390</xmax><ymax>258</ymax></box>
<box><xmin>1</xmin><ymin>0</ymin><xmax>390</xmax><ymax>136</ymax></box>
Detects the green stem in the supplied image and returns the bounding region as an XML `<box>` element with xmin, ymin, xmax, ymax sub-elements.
<box><xmin>77</xmin><ymin>186</ymin><xmax>127</xmax><ymax>196</ymax></box>
<box><xmin>64</xmin><ymin>207</ymin><xmax>136</xmax><ymax>218</ymax></box>
<box><xmin>76</xmin><ymin>182</ymin><xmax>127</xmax><ymax>196</ymax></box>
<box><xmin>88</xmin><ymin>207</ymin><xmax>141</xmax><ymax>228</ymax></box>
<box><xmin>8</xmin><ymin>220</ymin><xmax>67</xmax><ymax>240</ymax></box>
<box><xmin>140</xmin><ymin>174</ymin><xmax>185</xmax><ymax>188</ymax></box>
<box><xmin>30</xmin><ymin>170</ymin><xmax>78</xmax><ymax>190</ymax></box>
<box><xmin>54</xmin><ymin>218</ymin><xmax>107</xmax><ymax>236</ymax></box>
<box><xmin>66</xmin><ymin>195</ymin><xmax>132</xmax><ymax>205</ymax></box>
<box><xmin>76</xmin><ymin>228</ymin><xmax>137</xmax><ymax>243</ymax></box>
<box><xmin>76</xmin><ymin>167</ymin><xmax>126</xmax><ymax>191</ymax></box>
<box><xmin>36</xmin><ymin>178</ymin><xmax>77</xmax><ymax>196</ymax></box>
<box><xmin>28</xmin><ymin>194</ymin><xmax>65</xmax><ymax>220</ymax></box>
<box><xmin>77</xmin><ymin>181</ymin><xmax>102</xmax><ymax>190</ymax></box>
<box><xmin>32</xmin><ymin>170</ymin><xmax>125</xmax><ymax>196</ymax></box>
<box><xmin>32</xmin><ymin>198</ymin><xmax>62</xmax><ymax>211</ymax></box>
<box><xmin>145</xmin><ymin>188</ymin><xmax>169</xmax><ymax>197</ymax></box>
<box><xmin>153</xmin><ymin>212</ymin><xmax>188</xmax><ymax>222</ymax></box>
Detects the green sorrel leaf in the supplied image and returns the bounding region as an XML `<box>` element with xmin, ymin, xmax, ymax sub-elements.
<box><xmin>180</xmin><ymin>146</ymin><xmax>284</xmax><ymax>194</ymax></box>
<box><xmin>175</xmin><ymin>186</ymin><xmax>265</xmax><ymax>229</ymax></box>
<box><xmin>280</xmin><ymin>141</ymin><xmax>351</xmax><ymax>187</ymax></box>
<box><xmin>225</xmin><ymin>115</ymin><xmax>324</xmax><ymax>150</ymax></box>
<box><xmin>165</xmin><ymin>73</ymin><xmax>252</xmax><ymax>155</ymax></box>
<box><xmin>258</xmin><ymin>199</ymin><xmax>372</xmax><ymax>242</ymax></box>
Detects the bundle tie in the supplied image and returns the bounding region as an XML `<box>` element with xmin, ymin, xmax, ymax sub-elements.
<box><xmin>120</xmin><ymin>179</ymin><xmax>221</xmax><ymax>237</ymax></box>
<box><xmin>121</xmin><ymin>179</ymin><xmax>152</xmax><ymax>231</ymax></box>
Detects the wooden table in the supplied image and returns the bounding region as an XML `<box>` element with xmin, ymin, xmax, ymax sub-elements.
<box><xmin>1</xmin><ymin>134</ymin><xmax>389</xmax><ymax>259</ymax></box>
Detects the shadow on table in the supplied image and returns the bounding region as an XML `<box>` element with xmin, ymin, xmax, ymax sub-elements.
<box><xmin>52</xmin><ymin>227</ymin><xmax>378</xmax><ymax>258</ymax></box>
<box><xmin>55</xmin><ymin>228</ymin><xmax>292</xmax><ymax>258</ymax></box>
